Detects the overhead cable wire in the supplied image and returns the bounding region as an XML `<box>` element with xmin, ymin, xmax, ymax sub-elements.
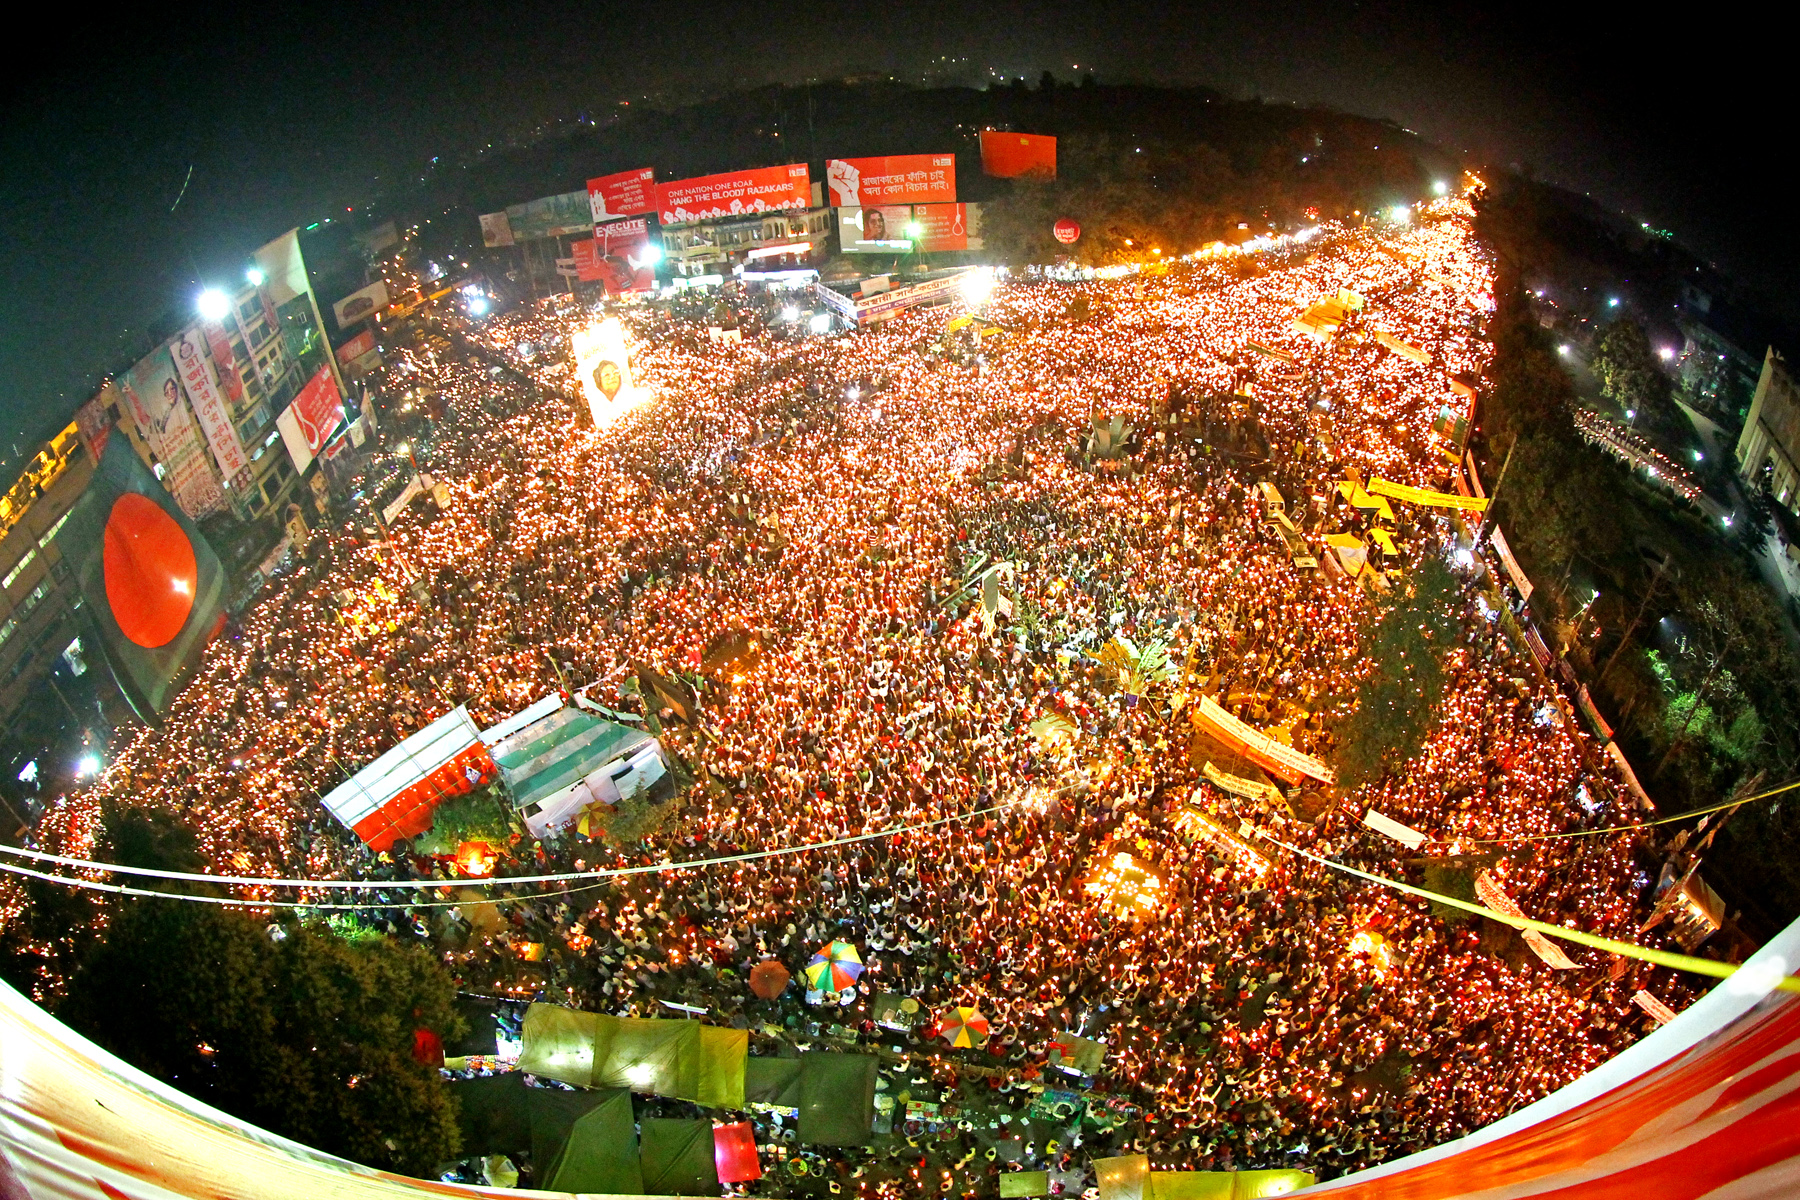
<box><xmin>0</xmin><ymin>800</ymin><xmax>1017</xmax><ymax>897</ymax></box>
<box><xmin>1460</xmin><ymin>775</ymin><xmax>1800</xmax><ymax>845</ymax></box>
<box><xmin>1264</xmin><ymin>833</ymin><xmax>1800</xmax><ymax>995</ymax></box>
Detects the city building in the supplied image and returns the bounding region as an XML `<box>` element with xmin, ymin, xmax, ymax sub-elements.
<box><xmin>661</xmin><ymin>206</ymin><xmax>835</xmax><ymax>275</ymax></box>
<box><xmin>1736</xmin><ymin>348</ymin><xmax>1800</xmax><ymax>513</ymax></box>
<box><xmin>0</xmin><ymin>422</ymin><xmax>104</xmax><ymax>761</ymax></box>
<box><xmin>0</xmin><ymin>228</ymin><xmax>351</xmax><ymax>789</ymax></box>
<box><xmin>1677</xmin><ymin>284</ymin><xmax>1772</xmax><ymax>427</ymax></box>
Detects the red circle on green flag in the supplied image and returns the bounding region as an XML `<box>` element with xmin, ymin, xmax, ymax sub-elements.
<box><xmin>103</xmin><ymin>493</ymin><xmax>197</xmax><ymax>648</ymax></box>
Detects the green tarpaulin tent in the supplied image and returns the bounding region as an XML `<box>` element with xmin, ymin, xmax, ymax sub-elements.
<box><xmin>1147</xmin><ymin>1169</ymin><xmax>1316</xmax><ymax>1200</ymax></box>
<box><xmin>518</xmin><ymin>1005</ymin><xmax>747</xmax><ymax>1107</ymax></box>
<box><xmin>796</xmin><ymin>1051</ymin><xmax>878</xmax><ymax>1146</ymax></box>
<box><xmin>695</xmin><ymin>1025</ymin><xmax>747</xmax><ymax>1109</ymax></box>
<box><xmin>1096</xmin><ymin>1155</ymin><xmax>1150</xmax><ymax>1200</ymax></box>
<box><xmin>449</xmin><ymin>1076</ymin><xmax>646</xmax><ymax>1195</ymax></box>
<box><xmin>492</xmin><ymin>708</ymin><xmax>655</xmax><ymax>812</ymax></box>
<box><xmin>449</xmin><ymin>1074</ymin><xmax>534</xmax><ymax>1157</ymax></box>
<box><xmin>637</xmin><ymin>1119</ymin><xmax>718</xmax><ymax>1196</ymax></box>
<box><xmin>743</xmin><ymin>1056</ymin><xmax>803</xmax><ymax>1106</ymax></box>
<box><xmin>534</xmin><ymin>1088</ymin><xmax>643</xmax><ymax>1195</ymax></box>
<box><xmin>1000</xmin><ymin>1171</ymin><xmax>1052</xmax><ymax>1198</ymax></box>
<box><xmin>516</xmin><ymin>1004</ymin><xmax>603</xmax><ymax>1087</ymax></box>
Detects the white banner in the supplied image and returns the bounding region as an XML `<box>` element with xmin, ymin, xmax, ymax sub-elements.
<box><xmin>1362</xmin><ymin>808</ymin><xmax>1428</xmax><ymax>848</ymax></box>
<box><xmin>382</xmin><ymin>474</ymin><xmax>427</xmax><ymax>524</ymax></box>
<box><xmin>120</xmin><ymin>344</ymin><xmax>223</xmax><ymax>518</ymax></box>
<box><xmin>171</xmin><ymin>330</ymin><xmax>248</xmax><ymax>486</ymax></box>
<box><xmin>1475</xmin><ymin>872</ymin><xmax>1581</xmax><ymax>969</ymax></box>
<box><xmin>332</xmin><ymin>281</ymin><xmax>390</xmax><ymax>327</ymax></box>
<box><xmin>1632</xmin><ymin>989</ymin><xmax>1678</xmax><ymax>1025</ymax></box>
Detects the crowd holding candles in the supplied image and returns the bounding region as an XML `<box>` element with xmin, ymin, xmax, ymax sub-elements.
<box><xmin>3</xmin><ymin>196</ymin><xmax>1699</xmax><ymax>1189</ymax></box>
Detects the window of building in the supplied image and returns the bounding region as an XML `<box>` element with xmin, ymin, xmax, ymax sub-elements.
<box><xmin>1</xmin><ymin>547</ymin><xmax>36</xmax><ymax>590</ymax></box>
<box><xmin>37</xmin><ymin>509</ymin><xmax>71</xmax><ymax>550</ymax></box>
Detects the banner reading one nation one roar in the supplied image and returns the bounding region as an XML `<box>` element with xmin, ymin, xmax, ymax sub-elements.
<box><xmin>656</xmin><ymin>164</ymin><xmax>810</xmax><ymax>224</ymax></box>
<box><xmin>1193</xmin><ymin>695</ymin><xmax>1334</xmax><ymax>786</ymax></box>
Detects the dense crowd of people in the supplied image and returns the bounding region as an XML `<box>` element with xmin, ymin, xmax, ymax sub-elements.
<box><xmin>5</xmin><ymin>196</ymin><xmax>1699</xmax><ymax>1191</ymax></box>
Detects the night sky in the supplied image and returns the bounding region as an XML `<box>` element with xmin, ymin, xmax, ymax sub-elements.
<box><xmin>0</xmin><ymin>1</ymin><xmax>1780</xmax><ymax>465</ymax></box>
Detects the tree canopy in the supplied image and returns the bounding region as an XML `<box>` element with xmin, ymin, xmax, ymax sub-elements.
<box><xmin>1589</xmin><ymin>318</ymin><xmax>1687</xmax><ymax>444</ymax></box>
<box><xmin>1333</xmin><ymin>557</ymin><xmax>1464</xmax><ymax>790</ymax></box>
<box><xmin>60</xmin><ymin>900</ymin><xmax>465</xmax><ymax>1177</ymax></box>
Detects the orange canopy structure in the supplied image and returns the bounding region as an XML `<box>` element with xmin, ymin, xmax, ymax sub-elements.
<box><xmin>1192</xmin><ymin>695</ymin><xmax>1334</xmax><ymax>787</ymax></box>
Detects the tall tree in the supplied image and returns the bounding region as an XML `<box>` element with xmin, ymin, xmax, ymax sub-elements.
<box><xmin>1334</xmin><ymin>558</ymin><xmax>1464</xmax><ymax>790</ymax></box>
<box><xmin>61</xmin><ymin>901</ymin><xmax>465</xmax><ymax>1176</ymax></box>
<box><xmin>1590</xmin><ymin>319</ymin><xmax>1686</xmax><ymax>444</ymax></box>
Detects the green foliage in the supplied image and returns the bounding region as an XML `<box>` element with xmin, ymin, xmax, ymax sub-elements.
<box><xmin>591</xmin><ymin>791</ymin><xmax>677</xmax><ymax>848</ymax></box>
<box><xmin>102</xmin><ymin>803</ymin><xmax>206</xmax><ymax>874</ymax></box>
<box><xmin>1090</xmin><ymin>634</ymin><xmax>1176</xmax><ymax>694</ymax></box>
<box><xmin>414</xmin><ymin>787</ymin><xmax>514</xmax><ymax>856</ymax></box>
<box><xmin>1090</xmin><ymin>414</ymin><xmax>1133</xmax><ymax>460</ymax></box>
<box><xmin>1334</xmin><ymin>558</ymin><xmax>1463</xmax><ymax>790</ymax></box>
<box><xmin>1473</xmin><ymin>193</ymin><xmax>1800</xmax><ymax>921</ymax></box>
<box><xmin>1589</xmin><ymin>319</ymin><xmax>1686</xmax><ymax>444</ymax></box>
<box><xmin>1418</xmin><ymin>861</ymin><xmax>1480</xmax><ymax>925</ymax></box>
<box><xmin>61</xmin><ymin>901</ymin><xmax>465</xmax><ymax>1177</ymax></box>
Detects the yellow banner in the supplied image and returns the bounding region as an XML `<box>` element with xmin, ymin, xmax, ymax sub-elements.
<box><xmin>1201</xmin><ymin>761</ymin><xmax>1284</xmax><ymax>806</ymax></box>
<box><xmin>1367</xmin><ymin>477</ymin><xmax>1489</xmax><ymax>512</ymax></box>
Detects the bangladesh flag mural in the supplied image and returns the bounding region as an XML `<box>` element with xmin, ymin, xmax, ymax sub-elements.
<box><xmin>60</xmin><ymin>435</ymin><xmax>226</xmax><ymax>719</ymax></box>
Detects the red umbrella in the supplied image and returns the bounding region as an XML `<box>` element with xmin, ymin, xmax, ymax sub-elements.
<box><xmin>748</xmin><ymin>959</ymin><xmax>791</xmax><ymax>999</ymax></box>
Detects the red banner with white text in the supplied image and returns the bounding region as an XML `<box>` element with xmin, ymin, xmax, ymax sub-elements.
<box><xmin>657</xmin><ymin>164</ymin><xmax>810</xmax><ymax>224</ymax></box>
<box><xmin>587</xmin><ymin>166</ymin><xmax>657</xmax><ymax>222</ymax></box>
<box><xmin>826</xmin><ymin>154</ymin><xmax>956</xmax><ymax>207</ymax></box>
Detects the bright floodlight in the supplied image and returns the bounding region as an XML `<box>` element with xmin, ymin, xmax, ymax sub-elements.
<box><xmin>1658</xmin><ymin>346</ymin><xmax>1675</xmax><ymax>361</ymax></box>
<box><xmin>196</xmin><ymin>288</ymin><xmax>231</xmax><ymax>322</ymax></box>
<box><xmin>1608</xmin><ymin>297</ymin><xmax>1620</xmax><ymax>307</ymax></box>
<box><xmin>1389</xmin><ymin>205</ymin><xmax>1412</xmax><ymax>223</ymax></box>
<box><xmin>959</xmin><ymin>268</ymin><xmax>996</xmax><ymax>306</ymax></box>
<box><xmin>75</xmin><ymin>754</ymin><xmax>99</xmax><ymax>778</ymax></box>
<box><xmin>809</xmin><ymin>313</ymin><xmax>830</xmax><ymax>333</ymax></box>
<box><xmin>637</xmin><ymin>242</ymin><xmax>664</xmax><ymax>266</ymax></box>
<box><xmin>781</xmin><ymin>305</ymin><xmax>799</xmax><ymax>321</ymax></box>
<box><xmin>245</xmin><ymin>267</ymin><xmax>264</xmax><ymax>287</ymax></box>
<box><xmin>1432</xmin><ymin>180</ymin><xmax>1449</xmax><ymax>196</ymax></box>
<box><xmin>467</xmin><ymin>294</ymin><xmax>490</xmax><ymax>316</ymax></box>
<box><xmin>905</xmin><ymin>221</ymin><xmax>924</xmax><ymax>238</ymax></box>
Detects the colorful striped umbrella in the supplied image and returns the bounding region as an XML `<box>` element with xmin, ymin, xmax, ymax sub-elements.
<box><xmin>938</xmin><ymin>1006</ymin><xmax>990</xmax><ymax>1048</ymax></box>
<box><xmin>803</xmin><ymin>941</ymin><xmax>864</xmax><ymax>991</ymax></box>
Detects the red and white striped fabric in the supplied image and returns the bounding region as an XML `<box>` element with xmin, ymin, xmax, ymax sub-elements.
<box><xmin>1303</xmin><ymin>919</ymin><xmax>1800</xmax><ymax>1198</ymax></box>
<box><xmin>318</xmin><ymin>707</ymin><xmax>494</xmax><ymax>852</ymax></box>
